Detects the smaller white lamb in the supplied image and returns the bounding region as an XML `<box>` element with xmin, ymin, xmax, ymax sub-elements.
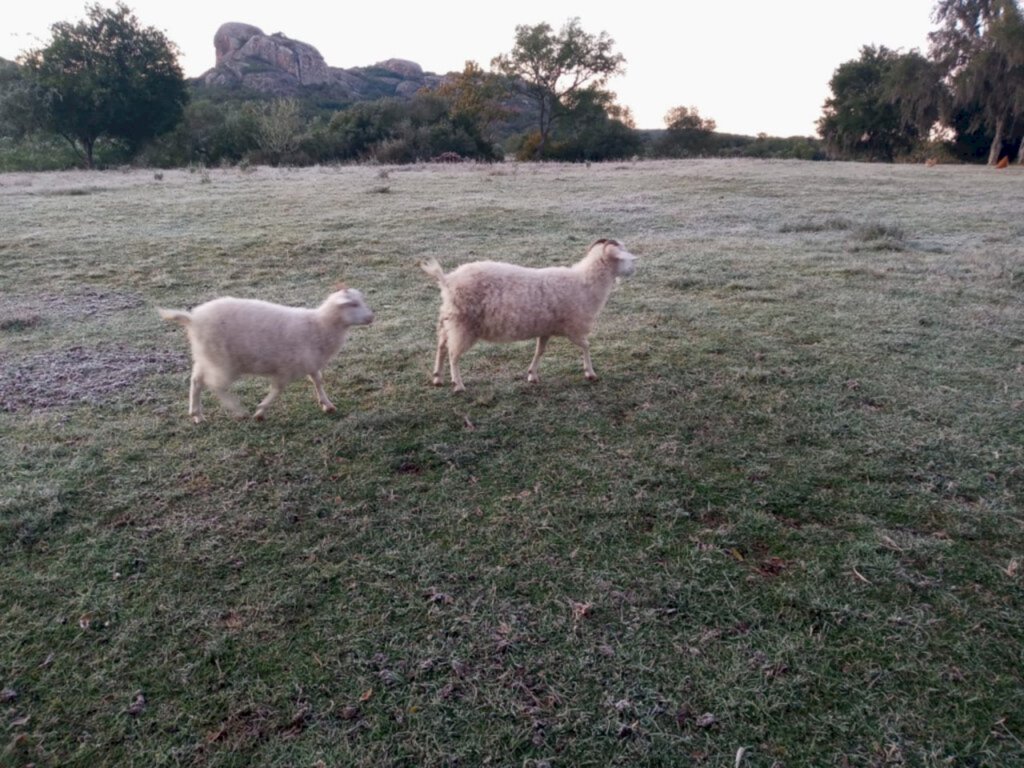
<box><xmin>158</xmin><ymin>287</ymin><xmax>374</xmax><ymax>422</ymax></box>
<box><xmin>421</xmin><ymin>238</ymin><xmax>637</xmax><ymax>392</ymax></box>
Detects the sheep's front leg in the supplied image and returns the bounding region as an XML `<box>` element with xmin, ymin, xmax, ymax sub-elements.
<box><xmin>570</xmin><ymin>334</ymin><xmax>598</xmax><ymax>381</ymax></box>
<box><xmin>309</xmin><ymin>371</ymin><xmax>336</xmax><ymax>413</ymax></box>
<box><xmin>253</xmin><ymin>380</ymin><xmax>285</xmax><ymax>421</ymax></box>
<box><xmin>527</xmin><ymin>336</ymin><xmax>550</xmax><ymax>384</ymax></box>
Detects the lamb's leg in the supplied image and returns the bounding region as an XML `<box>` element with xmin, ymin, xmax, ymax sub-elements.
<box><xmin>308</xmin><ymin>371</ymin><xmax>336</xmax><ymax>413</ymax></box>
<box><xmin>432</xmin><ymin>321</ymin><xmax>448</xmax><ymax>386</ymax></box>
<box><xmin>527</xmin><ymin>336</ymin><xmax>550</xmax><ymax>384</ymax></box>
<box><xmin>569</xmin><ymin>334</ymin><xmax>598</xmax><ymax>381</ymax></box>
<box><xmin>446</xmin><ymin>328</ymin><xmax>475</xmax><ymax>393</ymax></box>
<box><xmin>188</xmin><ymin>366</ymin><xmax>205</xmax><ymax>423</ymax></box>
<box><xmin>211</xmin><ymin>386</ymin><xmax>248</xmax><ymax>419</ymax></box>
<box><xmin>253</xmin><ymin>380</ymin><xmax>285</xmax><ymax>421</ymax></box>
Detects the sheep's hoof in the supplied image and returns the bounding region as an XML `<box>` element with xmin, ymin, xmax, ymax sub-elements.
<box><xmin>321</xmin><ymin>404</ymin><xmax>337</xmax><ymax>414</ymax></box>
<box><xmin>585</xmin><ymin>373</ymin><xmax>599</xmax><ymax>382</ymax></box>
<box><xmin>252</xmin><ymin>412</ymin><xmax>266</xmax><ymax>422</ymax></box>
<box><xmin>527</xmin><ymin>374</ymin><xmax>540</xmax><ymax>384</ymax></box>
<box><xmin>452</xmin><ymin>385</ymin><xmax>466</xmax><ymax>394</ymax></box>
<box><xmin>191</xmin><ymin>414</ymin><xmax>204</xmax><ymax>424</ymax></box>
<box><xmin>431</xmin><ymin>376</ymin><xmax>444</xmax><ymax>386</ymax></box>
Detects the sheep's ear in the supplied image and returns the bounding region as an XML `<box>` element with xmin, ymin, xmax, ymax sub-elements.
<box><xmin>335</xmin><ymin>289</ymin><xmax>363</xmax><ymax>307</ymax></box>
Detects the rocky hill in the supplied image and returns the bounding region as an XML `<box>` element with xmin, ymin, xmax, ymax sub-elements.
<box><xmin>197</xmin><ymin>22</ymin><xmax>447</xmax><ymax>101</ymax></box>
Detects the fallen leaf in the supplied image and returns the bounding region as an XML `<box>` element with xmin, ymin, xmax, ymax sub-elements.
<box><xmin>359</xmin><ymin>688</ymin><xmax>374</xmax><ymax>702</ymax></box>
<box><xmin>78</xmin><ymin>612</ymin><xmax>94</xmax><ymax>630</ymax></box>
<box><xmin>1</xmin><ymin>687</ymin><xmax>16</xmax><ymax>703</ymax></box>
<box><xmin>569</xmin><ymin>600</ymin><xmax>594</xmax><ymax>623</ymax></box>
<box><xmin>696</xmin><ymin>712</ymin><xmax>717</xmax><ymax>728</ymax></box>
<box><xmin>339</xmin><ymin>705</ymin><xmax>361</xmax><ymax>721</ymax></box>
<box><xmin>127</xmin><ymin>691</ymin><xmax>146</xmax><ymax>717</ymax></box>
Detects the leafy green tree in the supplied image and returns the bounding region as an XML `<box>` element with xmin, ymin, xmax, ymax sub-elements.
<box><xmin>657</xmin><ymin>105</ymin><xmax>718</xmax><ymax>157</ymax></box>
<box><xmin>491</xmin><ymin>18</ymin><xmax>625</xmax><ymax>157</ymax></box>
<box><xmin>539</xmin><ymin>86</ymin><xmax>641</xmax><ymax>161</ymax></box>
<box><xmin>929</xmin><ymin>0</ymin><xmax>1024</xmax><ymax>164</ymax></box>
<box><xmin>19</xmin><ymin>2</ymin><xmax>187</xmax><ymax>167</ymax></box>
<box><xmin>817</xmin><ymin>46</ymin><xmax>931</xmax><ymax>160</ymax></box>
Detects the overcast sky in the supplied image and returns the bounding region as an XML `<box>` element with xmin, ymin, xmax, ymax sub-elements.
<box><xmin>1</xmin><ymin>1</ymin><xmax>940</xmax><ymax>137</ymax></box>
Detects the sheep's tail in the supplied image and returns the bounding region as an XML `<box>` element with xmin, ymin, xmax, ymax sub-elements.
<box><xmin>419</xmin><ymin>258</ymin><xmax>447</xmax><ymax>287</ymax></box>
<box><xmin>157</xmin><ymin>307</ymin><xmax>192</xmax><ymax>327</ymax></box>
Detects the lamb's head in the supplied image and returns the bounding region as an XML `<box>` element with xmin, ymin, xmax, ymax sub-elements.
<box><xmin>324</xmin><ymin>287</ymin><xmax>375</xmax><ymax>327</ymax></box>
<box><xmin>591</xmin><ymin>238</ymin><xmax>638</xmax><ymax>278</ymax></box>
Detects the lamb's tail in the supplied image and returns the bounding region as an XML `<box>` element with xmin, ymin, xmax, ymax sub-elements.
<box><xmin>157</xmin><ymin>307</ymin><xmax>192</xmax><ymax>327</ymax></box>
<box><xmin>419</xmin><ymin>258</ymin><xmax>447</xmax><ymax>287</ymax></box>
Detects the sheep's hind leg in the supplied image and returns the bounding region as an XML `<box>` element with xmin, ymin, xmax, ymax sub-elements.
<box><xmin>309</xmin><ymin>371</ymin><xmax>336</xmax><ymax>413</ymax></box>
<box><xmin>188</xmin><ymin>367</ymin><xmax>205</xmax><ymax>423</ymax></box>
<box><xmin>432</xmin><ymin>322</ymin><xmax>448</xmax><ymax>386</ymax></box>
<box><xmin>527</xmin><ymin>336</ymin><xmax>550</xmax><ymax>384</ymax></box>
<box><xmin>210</xmin><ymin>386</ymin><xmax>249</xmax><ymax>419</ymax></box>
<box><xmin>446</xmin><ymin>329</ymin><xmax>475</xmax><ymax>393</ymax></box>
<box><xmin>252</xmin><ymin>380</ymin><xmax>284</xmax><ymax>421</ymax></box>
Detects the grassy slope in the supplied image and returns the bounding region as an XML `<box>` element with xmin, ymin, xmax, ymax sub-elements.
<box><xmin>1</xmin><ymin>160</ymin><xmax>1022</xmax><ymax>767</ymax></box>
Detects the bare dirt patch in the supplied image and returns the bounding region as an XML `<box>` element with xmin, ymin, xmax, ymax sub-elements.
<box><xmin>1</xmin><ymin>289</ymin><xmax>184</xmax><ymax>412</ymax></box>
<box><xmin>0</xmin><ymin>288</ymin><xmax>146</xmax><ymax>329</ymax></box>
<box><xmin>0</xmin><ymin>344</ymin><xmax>186</xmax><ymax>413</ymax></box>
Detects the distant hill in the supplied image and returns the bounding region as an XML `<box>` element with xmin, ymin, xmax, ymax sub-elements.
<box><xmin>194</xmin><ymin>22</ymin><xmax>448</xmax><ymax>103</ymax></box>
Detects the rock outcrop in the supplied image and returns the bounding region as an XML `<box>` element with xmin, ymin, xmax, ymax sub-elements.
<box><xmin>198</xmin><ymin>23</ymin><xmax>446</xmax><ymax>100</ymax></box>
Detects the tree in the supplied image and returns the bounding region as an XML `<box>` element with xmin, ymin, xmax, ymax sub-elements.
<box><xmin>255</xmin><ymin>98</ymin><xmax>302</xmax><ymax>165</ymax></box>
<box><xmin>19</xmin><ymin>3</ymin><xmax>187</xmax><ymax>167</ymax></box>
<box><xmin>817</xmin><ymin>46</ymin><xmax>931</xmax><ymax>161</ymax></box>
<box><xmin>491</xmin><ymin>18</ymin><xmax>625</xmax><ymax>157</ymax></box>
<box><xmin>434</xmin><ymin>61</ymin><xmax>512</xmax><ymax>144</ymax></box>
<box><xmin>540</xmin><ymin>86</ymin><xmax>641</xmax><ymax>161</ymax></box>
<box><xmin>657</xmin><ymin>106</ymin><xmax>718</xmax><ymax>157</ymax></box>
<box><xmin>929</xmin><ymin>0</ymin><xmax>1024</xmax><ymax>164</ymax></box>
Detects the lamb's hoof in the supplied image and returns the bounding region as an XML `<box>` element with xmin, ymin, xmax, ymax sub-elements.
<box><xmin>321</xmin><ymin>404</ymin><xmax>337</xmax><ymax>414</ymax></box>
<box><xmin>431</xmin><ymin>376</ymin><xmax>444</xmax><ymax>387</ymax></box>
<box><xmin>527</xmin><ymin>375</ymin><xmax>540</xmax><ymax>385</ymax></box>
<box><xmin>191</xmin><ymin>414</ymin><xmax>204</xmax><ymax>424</ymax></box>
<box><xmin>452</xmin><ymin>385</ymin><xmax>466</xmax><ymax>394</ymax></box>
<box><xmin>252</xmin><ymin>412</ymin><xmax>266</xmax><ymax>422</ymax></box>
<box><xmin>585</xmin><ymin>373</ymin><xmax>599</xmax><ymax>382</ymax></box>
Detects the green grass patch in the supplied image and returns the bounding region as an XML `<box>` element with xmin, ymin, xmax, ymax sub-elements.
<box><xmin>1</xmin><ymin>160</ymin><xmax>1022</xmax><ymax>766</ymax></box>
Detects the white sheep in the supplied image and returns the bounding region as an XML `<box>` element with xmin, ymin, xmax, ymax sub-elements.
<box><xmin>158</xmin><ymin>287</ymin><xmax>374</xmax><ymax>422</ymax></box>
<box><xmin>421</xmin><ymin>238</ymin><xmax>637</xmax><ymax>392</ymax></box>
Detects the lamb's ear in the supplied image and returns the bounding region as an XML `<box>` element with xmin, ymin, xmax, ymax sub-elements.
<box><xmin>335</xmin><ymin>288</ymin><xmax>363</xmax><ymax>306</ymax></box>
<box><xmin>605</xmin><ymin>240</ymin><xmax>633</xmax><ymax>259</ymax></box>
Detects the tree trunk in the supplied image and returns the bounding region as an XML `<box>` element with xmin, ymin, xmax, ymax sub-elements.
<box><xmin>1017</xmin><ymin>138</ymin><xmax>1024</xmax><ymax>165</ymax></box>
<box><xmin>987</xmin><ymin>117</ymin><xmax>1005</xmax><ymax>166</ymax></box>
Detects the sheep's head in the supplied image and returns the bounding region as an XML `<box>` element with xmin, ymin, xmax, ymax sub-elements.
<box><xmin>325</xmin><ymin>287</ymin><xmax>374</xmax><ymax>326</ymax></box>
<box><xmin>592</xmin><ymin>238</ymin><xmax>638</xmax><ymax>278</ymax></box>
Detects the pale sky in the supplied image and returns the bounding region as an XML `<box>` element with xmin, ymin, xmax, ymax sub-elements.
<box><xmin>1</xmin><ymin>1</ymin><xmax>940</xmax><ymax>137</ymax></box>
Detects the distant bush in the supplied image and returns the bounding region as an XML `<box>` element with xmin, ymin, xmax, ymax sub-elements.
<box><xmin>0</xmin><ymin>135</ymin><xmax>132</xmax><ymax>171</ymax></box>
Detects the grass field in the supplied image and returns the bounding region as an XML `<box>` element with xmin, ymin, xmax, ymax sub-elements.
<box><xmin>1</xmin><ymin>159</ymin><xmax>1022</xmax><ymax>767</ymax></box>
